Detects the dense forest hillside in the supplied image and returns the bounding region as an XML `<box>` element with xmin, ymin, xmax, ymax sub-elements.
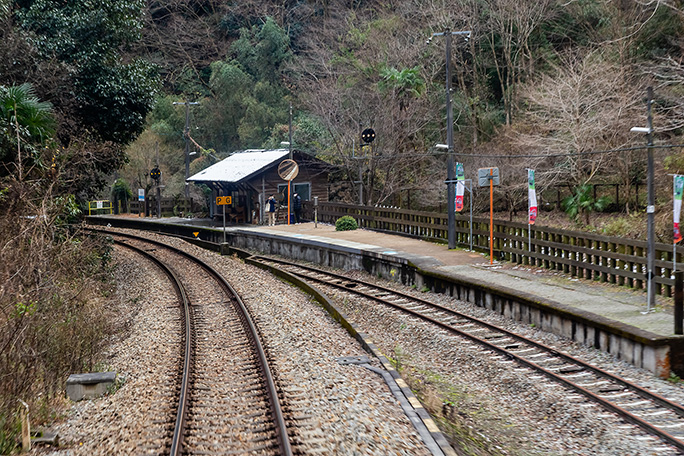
<box><xmin>2</xmin><ymin>0</ymin><xmax>683</xmax><ymax>217</ymax></box>
<box><xmin>123</xmin><ymin>0</ymin><xmax>684</xmax><ymax>220</ymax></box>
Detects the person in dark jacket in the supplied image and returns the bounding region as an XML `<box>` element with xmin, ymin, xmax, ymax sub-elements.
<box><xmin>266</xmin><ymin>194</ymin><xmax>277</xmax><ymax>226</ymax></box>
<box><xmin>293</xmin><ymin>193</ymin><xmax>302</xmax><ymax>224</ymax></box>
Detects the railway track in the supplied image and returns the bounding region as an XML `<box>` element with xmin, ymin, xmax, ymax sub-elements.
<box><xmin>254</xmin><ymin>255</ymin><xmax>684</xmax><ymax>454</ymax></box>
<box><xmin>104</xmin><ymin>231</ymin><xmax>292</xmax><ymax>456</ymax></box>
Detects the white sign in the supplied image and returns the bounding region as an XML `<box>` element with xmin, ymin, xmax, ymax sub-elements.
<box><xmin>528</xmin><ymin>169</ymin><xmax>537</xmax><ymax>225</ymax></box>
<box><xmin>96</xmin><ymin>201</ymin><xmax>103</xmax><ymax>209</ymax></box>
<box><xmin>455</xmin><ymin>163</ymin><xmax>465</xmax><ymax>212</ymax></box>
<box><xmin>138</xmin><ymin>189</ymin><xmax>145</xmax><ymax>201</ymax></box>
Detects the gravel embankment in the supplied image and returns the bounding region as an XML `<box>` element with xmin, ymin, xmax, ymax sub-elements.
<box><xmin>37</xmin><ymin>227</ymin><xmax>684</xmax><ymax>455</ymax></box>
<box><xmin>149</xmin><ymin>231</ymin><xmax>684</xmax><ymax>455</ymax></box>
<box><xmin>35</xmin><ymin>247</ymin><xmax>182</xmax><ymax>454</ymax></box>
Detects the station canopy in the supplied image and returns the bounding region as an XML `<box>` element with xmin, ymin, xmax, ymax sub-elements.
<box><xmin>187</xmin><ymin>149</ymin><xmax>290</xmax><ymax>185</ymax></box>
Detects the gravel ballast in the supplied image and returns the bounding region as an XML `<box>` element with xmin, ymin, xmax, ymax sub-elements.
<box><xmin>34</xmin><ymin>231</ymin><xmax>431</xmax><ymax>455</ymax></box>
<box><xmin>36</xmin><ymin>227</ymin><xmax>684</xmax><ymax>455</ymax></box>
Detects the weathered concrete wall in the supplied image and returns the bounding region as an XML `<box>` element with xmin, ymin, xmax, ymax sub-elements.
<box><xmin>225</xmin><ymin>228</ymin><xmax>684</xmax><ymax>378</ymax></box>
<box><xmin>413</xmin><ymin>268</ymin><xmax>683</xmax><ymax>378</ymax></box>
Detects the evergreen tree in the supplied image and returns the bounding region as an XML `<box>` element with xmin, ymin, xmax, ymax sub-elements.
<box><xmin>0</xmin><ymin>82</ymin><xmax>55</xmax><ymax>178</ymax></box>
<box><xmin>16</xmin><ymin>0</ymin><xmax>158</xmax><ymax>145</ymax></box>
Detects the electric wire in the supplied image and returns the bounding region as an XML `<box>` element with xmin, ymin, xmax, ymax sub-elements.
<box><xmin>358</xmin><ymin>143</ymin><xmax>684</xmax><ymax>160</ymax></box>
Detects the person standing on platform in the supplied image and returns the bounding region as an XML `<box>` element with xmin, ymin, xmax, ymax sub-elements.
<box><xmin>266</xmin><ymin>194</ymin><xmax>277</xmax><ymax>226</ymax></box>
<box><xmin>293</xmin><ymin>193</ymin><xmax>302</xmax><ymax>224</ymax></box>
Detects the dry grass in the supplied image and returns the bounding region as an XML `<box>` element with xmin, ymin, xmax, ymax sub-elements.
<box><xmin>0</xmin><ymin>178</ymin><xmax>116</xmax><ymax>453</ymax></box>
<box><xmin>495</xmin><ymin>209</ymin><xmax>673</xmax><ymax>242</ymax></box>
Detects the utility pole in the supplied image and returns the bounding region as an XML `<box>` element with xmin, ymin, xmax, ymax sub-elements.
<box><xmin>631</xmin><ymin>87</ymin><xmax>655</xmax><ymax>313</ymax></box>
<box><xmin>289</xmin><ymin>103</ymin><xmax>293</xmax><ymax>160</ymax></box>
<box><xmin>288</xmin><ymin>103</ymin><xmax>293</xmax><ymax>224</ymax></box>
<box><xmin>155</xmin><ymin>142</ymin><xmax>161</xmax><ymax>219</ymax></box>
<box><xmin>446</xmin><ymin>31</ymin><xmax>455</xmax><ymax>250</ymax></box>
<box><xmin>173</xmin><ymin>100</ymin><xmax>199</xmax><ymax>198</ymax></box>
<box><xmin>646</xmin><ymin>87</ymin><xmax>655</xmax><ymax>312</ymax></box>
<box><xmin>428</xmin><ymin>30</ymin><xmax>471</xmax><ymax>250</ymax></box>
<box><xmin>358</xmin><ymin>122</ymin><xmax>364</xmax><ymax>206</ymax></box>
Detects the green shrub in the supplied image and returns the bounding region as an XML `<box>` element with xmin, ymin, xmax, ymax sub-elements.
<box><xmin>335</xmin><ymin>215</ymin><xmax>358</xmax><ymax>231</ymax></box>
<box><xmin>0</xmin><ymin>412</ymin><xmax>20</xmax><ymax>454</ymax></box>
<box><xmin>601</xmin><ymin>217</ymin><xmax>634</xmax><ymax>237</ymax></box>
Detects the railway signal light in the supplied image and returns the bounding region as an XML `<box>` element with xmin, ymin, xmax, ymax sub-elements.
<box><xmin>361</xmin><ymin>128</ymin><xmax>375</xmax><ymax>144</ymax></box>
<box><xmin>150</xmin><ymin>167</ymin><xmax>161</xmax><ymax>181</ymax></box>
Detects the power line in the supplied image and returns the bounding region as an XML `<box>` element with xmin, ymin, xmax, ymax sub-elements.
<box><xmin>172</xmin><ymin>100</ymin><xmax>199</xmax><ymax>198</ymax></box>
<box><xmin>453</xmin><ymin>143</ymin><xmax>684</xmax><ymax>159</ymax></box>
<box><xmin>364</xmin><ymin>143</ymin><xmax>684</xmax><ymax>160</ymax></box>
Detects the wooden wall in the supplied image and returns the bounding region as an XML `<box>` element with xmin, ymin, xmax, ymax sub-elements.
<box><xmin>244</xmin><ymin>152</ymin><xmax>330</xmax><ymax>223</ymax></box>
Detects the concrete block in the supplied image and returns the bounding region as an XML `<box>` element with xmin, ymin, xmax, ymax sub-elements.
<box><xmin>609</xmin><ymin>334</ymin><xmax>620</xmax><ymax>357</ymax></box>
<box><xmin>653</xmin><ymin>345</ymin><xmax>671</xmax><ymax>378</ymax></box>
<box><xmin>642</xmin><ymin>345</ymin><xmax>657</xmax><ymax>375</ymax></box>
<box><xmin>620</xmin><ymin>337</ymin><xmax>635</xmax><ymax>364</ymax></box>
<box><xmin>32</xmin><ymin>431</ymin><xmax>59</xmax><ymax>447</ymax></box>
<box><xmin>561</xmin><ymin>319</ymin><xmax>573</xmax><ymax>339</ymax></box>
<box><xmin>585</xmin><ymin>326</ymin><xmax>595</xmax><ymax>347</ymax></box>
<box><xmin>66</xmin><ymin>372</ymin><xmax>116</xmax><ymax>401</ymax></box>
<box><xmin>634</xmin><ymin>344</ymin><xmax>643</xmax><ymax>368</ymax></box>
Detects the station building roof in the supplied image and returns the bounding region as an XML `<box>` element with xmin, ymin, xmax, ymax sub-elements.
<box><xmin>186</xmin><ymin>149</ymin><xmax>290</xmax><ymax>184</ymax></box>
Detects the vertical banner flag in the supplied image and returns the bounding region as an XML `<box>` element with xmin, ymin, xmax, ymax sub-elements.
<box><xmin>528</xmin><ymin>169</ymin><xmax>537</xmax><ymax>225</ymax></box>
<box><xmin>455</xmin><ymin>163</ymin><xmax>465</xmax><ymax>212</ymax></box>
<box><xmin>674</xmin><ymin>175</ymin><xmax>684</xmax><ymax>244</ymax></box>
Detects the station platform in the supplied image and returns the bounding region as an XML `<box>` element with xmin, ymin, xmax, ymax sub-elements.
<box><xmin>239</xmin><ymin>222</ymin><xmax>676</xmax><ymax>336</ymax></box>
<box><xmin>88</xmin><ymin>215</ymin><xmax>684</xmax><ymax>377</ymax></box>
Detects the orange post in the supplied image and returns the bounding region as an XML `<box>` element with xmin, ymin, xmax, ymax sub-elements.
<box><xmin>490</xmin><ymin>168</ymin><xmax>494</xmax><ymax>265</ymax></box>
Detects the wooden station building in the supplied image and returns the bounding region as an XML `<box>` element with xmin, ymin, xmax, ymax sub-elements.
<box><xmin>187</xmin><ymin>148</ymin><xmax>331</xmax><ymax>224</ymax></box>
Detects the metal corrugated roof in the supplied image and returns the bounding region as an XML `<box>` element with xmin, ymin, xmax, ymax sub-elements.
<box><xmin>186</xmin><ymin>149</ymin><xmax>290</xmax><ymax>183</ymax></box>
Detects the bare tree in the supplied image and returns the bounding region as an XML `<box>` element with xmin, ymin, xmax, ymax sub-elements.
<box><xmin>510</xmin><ymin>50</ymin><xmax>645</xmax><ymax>211</ymax></box>
<box><xmin>481</xmin><ymin>0</ymin><xmax>555</xmax><ymax>126</ymax></box>
<box><xmin>644</xmin><ymin>56</ymin><xmax>684</xmax><ymax>133</ymax></box>
<box><xmin>292</xmin><ymin>5</ymin><xmax>447</xmax><ymax>207</ymax></box>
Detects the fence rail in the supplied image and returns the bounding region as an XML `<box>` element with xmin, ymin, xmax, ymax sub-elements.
<box><xmin>308</xmin><ymin>202</ymin><xmax>683</xmax><ymax>298</ymax></box>
<box><xmin>129</xmin><ymin>197</ymin><xmax>193</xmax><ymax>216</ymax></box>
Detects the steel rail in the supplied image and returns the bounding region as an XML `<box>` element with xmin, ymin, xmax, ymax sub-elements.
<box><xmin>256</xmin><ymin>255</ymin><xmax>684</xmax><ymax>453</ymax></box>
<box><xmin>95</xmin><ymin>229</ymin><xmax>293</xmax><ymax>456</ymax></box>
<box><xmin>256</xmin><ymin>255</ymin><xmax>684</xmax><ymax>414</ymax></box>
<box><xmin>112</xmin><ymin>240</ymin><xmax>192</xmax><ymax>455</ymax></box>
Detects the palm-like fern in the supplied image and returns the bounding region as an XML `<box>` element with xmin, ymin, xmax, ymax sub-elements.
<box><xmin>562</xmin><ymin>184</ymin><xmax>611</xmax><ymax>225</ymax></box>
<box><xmin>0</xmin><ymin>83</ymin><xmax>55</xmax><ymax>176</ymax></box>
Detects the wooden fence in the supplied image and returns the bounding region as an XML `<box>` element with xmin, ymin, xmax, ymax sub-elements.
<box><xmin>129</xmin><ymin>197</ymin><xmax>193</xmax><ymax>217</ymax></box>
<box><xmin>307</xmin><ymin>202</ymin><xmax>683</xmax><ymax>298</ymax></box>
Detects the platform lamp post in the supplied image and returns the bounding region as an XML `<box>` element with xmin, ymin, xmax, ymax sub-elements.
<box><xmin>631</xmin><ymin>86</ymin><xmax>655</xmax><ymax>313</ymax></box>
<box><xmin>277</xmin><ymin>103</ymin><xmax>296</xmax><ymax>224</ymax></box>
<box><xmin>288</xmin><ymin>103</ymin><xmax>293</xmax><ymax>160</ymax></box>
<box><xmin>427</xmin><ymin>29</ymin><xmax>471</xmax><ymax>250</ymax></box>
